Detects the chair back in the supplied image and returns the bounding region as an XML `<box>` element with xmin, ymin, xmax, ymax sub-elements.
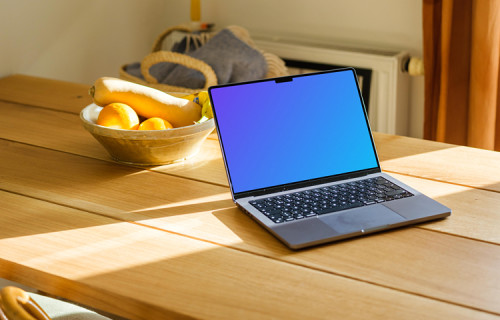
<box><xmin>0</xmin><ymin>286</ymin><xmax>51</xmax><ymax>320</ymax></box>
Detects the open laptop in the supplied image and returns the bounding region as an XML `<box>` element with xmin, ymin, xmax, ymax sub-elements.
<box><xmin>208</xmin><ymin>68</ymin><xmax>451</xmax><ymax>249</ymax></box>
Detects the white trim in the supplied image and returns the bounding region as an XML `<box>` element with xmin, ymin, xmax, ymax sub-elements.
<box><xmin>255</xmin><ymin>39</ymin><xmax>410</xmax><ymax>135</ymax></box>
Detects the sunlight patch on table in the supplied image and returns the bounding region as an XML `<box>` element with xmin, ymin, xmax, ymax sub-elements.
<box><xmin>128</xmin><ymin>193</ymin><xmax>244</xmax><ymax>245</ymax></box>
<box><xmin>143</xmin><ymin>210</ymin><xmax>246</xmax><ymax>245</ymax></box>
<box><xmin>381</xmin><ymin>146</ymin><xmax>500</xmax><ymax>188</ymax></box>
<box><xmin>391</xmin><ymin>172</ymin><xmax>500</xmax><ymax>243</ymax></box>
<box><xmin>0</xmin><ymin>223</ymin><xmax>215</xmax><ymax>279</ymax></box>
<box><xmin>129</xmin><ymin>192</ymin><xmax>233</xmax><ymax>214</ymax></box>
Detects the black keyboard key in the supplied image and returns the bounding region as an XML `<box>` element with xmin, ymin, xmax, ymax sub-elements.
<box><xmin>385</xmin><ymin>189</ymin><xmax>406</xmax><ymax>196</ymax></box>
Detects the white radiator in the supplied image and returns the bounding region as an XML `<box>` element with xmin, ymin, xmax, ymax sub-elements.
<box><xmin>255</xmin><ymin>38</ymin><xmax>411</xmax><ymax>135</ymax></box>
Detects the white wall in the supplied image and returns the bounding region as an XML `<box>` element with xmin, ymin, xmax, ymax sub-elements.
<box><xmin>0</xmin><ymin>0</ymin><xmax>424</xmax><ymax>137</ymax></box>
<box><xmin>0</xmin><ymin>0</ymin><xmax>184</xmax><ymax>83</ymax></box>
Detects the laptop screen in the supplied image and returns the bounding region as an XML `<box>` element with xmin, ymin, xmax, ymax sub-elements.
<box><xmin>209</xmin><ymin>68</ymin><xmax>379</xmax><ymax>195</ymax></box>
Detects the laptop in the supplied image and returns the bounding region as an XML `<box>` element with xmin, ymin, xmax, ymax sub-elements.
<box><xmin>208</xmin><ymin>68</ymin><xmax>451</xmax><ymax>249</ymax></box>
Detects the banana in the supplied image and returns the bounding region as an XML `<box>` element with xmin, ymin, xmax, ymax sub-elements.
<box><xmin>89</xmin><ymin>77</ymin><xmax>201</xmax><ymax>128</ymax></box>
<box><xmin>182</xmin><ymin>91</ymin><xmax>213</xmax><ymax>123</ymax></box>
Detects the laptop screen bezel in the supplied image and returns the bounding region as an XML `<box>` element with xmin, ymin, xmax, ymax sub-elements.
<box><xmin>208</xmin><ymin>68</ymin><xmax>381</xmax><ymax>200</ymax></box>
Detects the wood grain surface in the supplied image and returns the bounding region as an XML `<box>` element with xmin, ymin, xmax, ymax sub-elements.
<box><xmin>1</xmin><ymin>74</ymin><xmax>499</xmax><ymax>319</ymax></box>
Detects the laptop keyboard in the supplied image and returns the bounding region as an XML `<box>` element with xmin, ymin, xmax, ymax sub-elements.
<box><xmin>249</xmin><ymin>177</ymin><xmax>414</xmax><ymax>223</ymax></box>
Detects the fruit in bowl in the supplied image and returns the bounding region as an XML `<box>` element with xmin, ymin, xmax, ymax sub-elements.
<box><xmin>96</xmin><ymin>102</ymin><xmax>141</xmax><ymax>130</ymax></box>
<box><xmin>80</xmin><ymin>77</ymin><xmax>215</xmax><ymax>166</ymax></box>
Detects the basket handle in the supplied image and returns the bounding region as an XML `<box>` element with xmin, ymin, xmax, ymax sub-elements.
<box><xmin>140</xmin><ymin>51</ymin><xmax>218</xmax><ymax>90</ymax></box>
<box><xmin>151</xmin><ymin>25</ymin><xmax>193</xmax><ymax>52</ymax></box>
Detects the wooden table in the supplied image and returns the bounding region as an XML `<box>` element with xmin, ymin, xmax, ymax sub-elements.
<box><xmin>0</xmin><ymin>74</ymin><xmax>499</xmax><ymax>320</ymax></box>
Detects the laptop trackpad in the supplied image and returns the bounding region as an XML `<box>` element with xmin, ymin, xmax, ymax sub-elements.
<box><xmin>319</xmin><ymin>205</ymin><xmax>406</xmax><ymax>234</ymax></box>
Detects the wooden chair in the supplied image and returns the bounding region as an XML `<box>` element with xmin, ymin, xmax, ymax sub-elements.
<box><xmin>0</xmin><ymin>286</ymin><xmax>111</xmax><ymax>320</ymax></box>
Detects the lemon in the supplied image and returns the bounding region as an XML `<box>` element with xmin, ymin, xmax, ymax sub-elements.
<box><xmin>138</xmin><ymin>117</ymin><xmax>173</xmax><ymax>130</ymax></box>
<box><xmin>97</xmin><ymin>102</ymin><xmax>140</xmax><ymax>130</ymax></box>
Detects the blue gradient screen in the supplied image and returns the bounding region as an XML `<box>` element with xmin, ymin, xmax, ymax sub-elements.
<box><xmin>209</xmin><ymin>69</ymin><xmax>379</xmax><ymax>194</ymax></box>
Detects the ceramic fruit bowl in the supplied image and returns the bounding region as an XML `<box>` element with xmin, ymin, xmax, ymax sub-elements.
<box><xmin>80</xmin><ymin>103</ymin><xmax>214</xmax><ymax>166</ymax></box>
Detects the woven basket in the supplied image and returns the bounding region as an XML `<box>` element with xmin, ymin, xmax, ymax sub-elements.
<box><xmin>120</xmin><ymin>25</ymin><xmax>288</xmax><ymax>93</ymax></box>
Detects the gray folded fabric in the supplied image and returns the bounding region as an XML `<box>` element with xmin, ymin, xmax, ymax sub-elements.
<box><xmin>125</xmin><ymin>28</ymin><xmax>268</xmax><ymax>89</ymax></box>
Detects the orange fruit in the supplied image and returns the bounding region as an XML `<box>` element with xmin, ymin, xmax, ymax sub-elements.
<box><xmin>138</xmin><ymin>117</ymin><xmax>173</xmax><ymax>130</ymax></box>
<box><xmin>97</xmin><ymin>102</ymin><xmax>140</xmax><ymax>130</ymax></box>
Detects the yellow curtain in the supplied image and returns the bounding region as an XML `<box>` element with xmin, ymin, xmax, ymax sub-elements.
<box><xmin>423</xmin><ymin>0</ymin><xmax>500</xmax><ymax>151</ymax></box>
